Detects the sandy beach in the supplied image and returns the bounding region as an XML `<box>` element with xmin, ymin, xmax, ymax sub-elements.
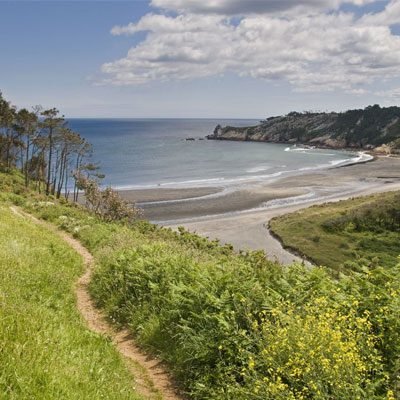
<box><xmin>119</xmin><ymin>157</ymin><xmax>400</xmax><ymax>264</ymax></box>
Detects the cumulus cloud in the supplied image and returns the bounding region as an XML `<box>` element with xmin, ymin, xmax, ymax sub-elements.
<box><xmin>102</xmin><ymin>0</ymin><xmax>400</xmax><ymax>93</ymax></box>
<box><xmin>360</xmin><ymin>0</ymin><xmax>400</xmax><ymax>25</ymax></box>
<box><xmin>150</xmin><ymin>0</ymin><xmax>375</xmax><ymax>15</ymax></box>
<box><xmin>376</xmin><ymin>87</ymin><xmax>400</xmax><ymax>100</ymax></box>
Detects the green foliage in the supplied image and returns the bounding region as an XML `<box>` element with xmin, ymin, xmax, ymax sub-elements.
<box><xmin>87</xmin><ymin>233</ymin><xmax>399</xmax><ymax>399</ymax></box>
<box><xmin>0</xmin><ymin>206</ymin><xmax>140</xmax><ymax>400</ymax></box>
<box><xmin>17</xmin><ymin>191</ymin><xmax>397</xmax><ymax>398</ymax></box>
<box><xmin>270</xmin><ymin>191</ymin><xmax>400</xmax><ymax>271</ymax></box>
<box><xmin>321</xmin><ymin>193</ymin><xmax>400</xmax><ymax>233</ymax></box>
<box><xmin>332</xmin><ymin>104</ymin><xmax>400</xmax><ymax>146</ymax></box>
<box><xmin>74</xmin><ymin>173</ymin><xmax>142</xmax><ymax>223</ymax></box>
<box><xmin>3</xmin><ymin>170</ymin><xmax>400</xmax><ymax>399</ymax></box>
<box><xmin>259</xmin><ymin>105</ymin><xmax>400</xmax><ymax>148</ymax></box>
<box><xmin>0</xmin><ymin>169</ymin><xmax>25</xmax><ymax>192</ymax></box>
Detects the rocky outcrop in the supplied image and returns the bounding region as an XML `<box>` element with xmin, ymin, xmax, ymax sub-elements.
<box><xmin>208</xmin><ymin>105</ymin><xmax>400</xmax><ymax>151</ymax></box>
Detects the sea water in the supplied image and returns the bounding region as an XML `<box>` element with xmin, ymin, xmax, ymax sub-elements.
<box><xmin>68</xmin><ymin>118</ymin><xmax>369</xmax><ymax>190</ymax></box>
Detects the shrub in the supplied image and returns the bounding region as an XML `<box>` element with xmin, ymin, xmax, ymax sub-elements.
<box><xmin>74</xmin><ymin>173</ymin><xmax>142</xmax><ymax>223</ymax></box>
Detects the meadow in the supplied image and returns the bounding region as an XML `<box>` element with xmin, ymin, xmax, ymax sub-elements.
<box><xmin>269</xmin><ymin>190</ymin><xmax>400</xmax><ymax>273</ymax></box>
<box><xmin>0</xmin><ymin>177</ymin><xmax>141</xmax><ymax>399</ymax></box>
<box><xmin>1</xmin><ymin>171</ymin><xmax>400</xmax><ymax>399</ymax></box>
<box><xmin>2</xmin><ymin>171</ymin><xmax>400</xmax><ymax>400</ymax></box>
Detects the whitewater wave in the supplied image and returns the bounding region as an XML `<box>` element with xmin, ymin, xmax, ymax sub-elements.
<box><xmin>285</xmin><ymin>146</ymin><xmax>337</xmax><ymax>157</ymax></box>
<box><xmin>329</xmin><ymin>151</ymin><xmax>373</xmax><ymax>167</ymax></box>
<box><xmin>246</xmin><ymin>165</ymin><xmax>271</xmax><ymax>173</ymax></box>
<box><xmin>285</xmin><ymin>146</ymin><xmax>316</xmax><ymax>152</ymax></box>
<box><xmin>115</xmin><ymin>151</ymin><xmax>373</xmax><ymax>192</ymax></box>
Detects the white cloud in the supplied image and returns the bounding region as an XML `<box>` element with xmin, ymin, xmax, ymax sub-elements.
<box><xmin>360</xmin><ymin>0</ymin><xmax>400</xmax><ymax>26</ymax></box>
<box><xmin>102</xmin><ymin>0</ymin><xmax>400</xmax><ymax>94</ymax></box>
<box><xmin>150</xmin><ymin>0</ymin><xmax>375</xmax><ymax>15</ymax></box>
<box><xmin>111</xmin><ymin>13</ymin><xmax>228</xmax><ymax>36</ymax></box>
<box><xmin>376</xmin><ymin>87</ymin><xmax>400</xmax><ymax>100</ymax></box>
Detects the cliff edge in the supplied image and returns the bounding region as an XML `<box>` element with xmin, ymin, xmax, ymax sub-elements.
<box><xmin>208</xmin><ymin>105</ymin><xmax>400</xmax><ymax>153</ymax></box>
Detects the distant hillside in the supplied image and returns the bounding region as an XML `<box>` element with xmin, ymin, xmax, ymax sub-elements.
<box><xmin>209</xmin><ymin>105</ymin><xmax>400</xmax><ymax>152</ymax></box>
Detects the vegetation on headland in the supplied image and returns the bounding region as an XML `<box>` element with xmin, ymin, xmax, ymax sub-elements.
<box><xmin>269</xmin><ymin>190</ymin><xmax>400</xmax><ymax>274</ymax></box>
<box><xmin>210</xmin><ymin>104</ymin><xmax>400</xmax><ymax>152</ymax></box>
<box><xmin>1</xmin><ymin>170</ymin><xmax>400</xmax><ymax>399</ymax></box>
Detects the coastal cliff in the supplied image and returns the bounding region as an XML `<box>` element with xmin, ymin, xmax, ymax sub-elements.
<box><xmin>208</xmin><ymin>105</ymin><xmax>400</xmax><ymax>153</ymax></box>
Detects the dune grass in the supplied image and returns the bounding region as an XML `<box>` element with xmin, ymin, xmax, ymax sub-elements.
<box><xmin>269</xmin><ymin>191</ymin><xmax>400</xmax><ymax>273</ymax></box>
<box><xmin>0</xmin><ymin>205</ymin><xmax>141</xmax><ymax>400</ymax></box>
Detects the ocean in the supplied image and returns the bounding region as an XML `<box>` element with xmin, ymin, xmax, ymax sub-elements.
<box><xmin>68</xmin><ymin>118</ymin><xmax>368</xmax><ymax>190</ymax></box>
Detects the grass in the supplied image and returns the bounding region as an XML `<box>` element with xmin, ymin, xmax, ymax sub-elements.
<box><xmin>269</xmin><ymin>191</ymin><xmax>400</xmax><ymax>273</ymax></box>
<box><xmin>19</xmin><ymin>191</ymin><xmax>399</xmax><ymax>399</ymax></box>
<box><xmin>2</xmin><ymin>170</ymin><xmax>400</xmax><ymax>399</ymax></box>
<box><xmin>0</xmin><ymin>204</ymin><xmax>142</xmax><ymax>400</ymax></box>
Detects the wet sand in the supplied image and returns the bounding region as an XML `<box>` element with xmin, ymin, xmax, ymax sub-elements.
<box><xmin>118</xmin><ymin>157</ymin><xmax>400</xmax><ymax>264</ymax></box>
<box><xmin>121</xmin><ymin>187</ymin><xmax>221</xmax><ymax>203</ymax></box>
<box><xmin>135</xmin><ymin>187</ymin><xmax>306</xmax><ymax>222</ymax></box>
<box><xmin>165</xmin><ymin>180</ymin><xmax>400</xmax><ymax>265</ymax></box>
<box><xmin>119</xmin><ymin>157</ymin><xmax>400</xmax><ymax>221</ymax></box>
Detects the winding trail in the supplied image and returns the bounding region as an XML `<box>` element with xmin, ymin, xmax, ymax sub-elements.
<box><xmin>10</xmin><ymin>206</ymin><xmax>184</xmax><ymax>400</ymax></box>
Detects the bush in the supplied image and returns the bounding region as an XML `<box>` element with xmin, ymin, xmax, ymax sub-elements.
<box><xmin>88</xmin><ymin>231</ymin><xmax>400</xmax><ymax>399</ymax></box>
<box><xmin>4</xmin><ymin>170</ymin><xmax>400</xmax><ymax>398</ymax></box>
<box><xmin>74</xmin><ymin>173</ymin><xmax>142</xmax><ymax>223</ymax></box>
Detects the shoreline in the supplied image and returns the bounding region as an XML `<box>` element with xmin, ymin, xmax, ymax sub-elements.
<box><xmin>207</xmin><ymin>128</ymin><xmax>400</xmax><ymax>156</ymax></box>
<box><xmin>120</xmin><ymin>186</ymin><xmax>222</xmax><ymax>204</ymax></box>
<box><xmin>165</xmin><ymin>181</ymin><xmax>400</xmax><ymax>265</ymax></box>
<box><xmin>118</xmin><ymin>150</ymin><xmax>374</xmax><ymax>214</ymax></box>
<box><xmin>118</xmin><ymin>151</ymin><xmax>378</xmax><ymax>223</ymax></box>
<box><xmin>118</xmin><ymin>157</ymin><xmax>400</xmax><ymax>264</ymax></box>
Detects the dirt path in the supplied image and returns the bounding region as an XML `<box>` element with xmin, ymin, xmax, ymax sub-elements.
<box><xmin>10</xmin><ymin>206</ymin><xmax>184</xmax><ymax>400</ymax></box>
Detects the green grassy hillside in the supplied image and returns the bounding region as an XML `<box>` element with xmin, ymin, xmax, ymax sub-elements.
<box><xmin>2</xmin><ymin>171</ymin><xmax>400</xmax><ymax>399</ymax></box>
<box><xmin>0</xmin><ymin>204</ymin><xmax>141</xmax><ymax>399</ymax></box>
<box><xmin>269</xmin><ymin>191</ymin><xmax>400</xmax><ymax>273</ymax></box>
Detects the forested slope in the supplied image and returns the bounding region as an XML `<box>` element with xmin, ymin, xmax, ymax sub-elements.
<box><xmin>210</xmin><ymin>105</ymin><xmax>400</xmax><ymax>152</ymax></box>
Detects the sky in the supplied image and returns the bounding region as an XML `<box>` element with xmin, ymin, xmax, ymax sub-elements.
<box><xmin>1</xmin><ymin>0</ymin><xmax>400</xmax><ymax>118</ymax></box>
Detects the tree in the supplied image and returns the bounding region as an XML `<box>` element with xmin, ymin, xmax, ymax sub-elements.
<box><xmin>0</xmin><ymin>90</ymin><xmax>133</xmax><ymax>210</ymax></box>
<box><xmin>40</xmin><ymin>108</ymin><xmax>65</xmax><ymax>195</ymax></box>
<box><xmin>0</xmin><ymin>93</ymin><xmax>17</xmax><ymax>170</ymax></box>
<box><xmin>73</xmin><ymin>172</ymin><xmax>141</xmax><ymax>223</ymax></box>
<box><xmin>14</xmin><ymin>107</ymin><xmax>40</xmax><ymax>187</ymax></box>
<box><xmin>72</xmin><ymin>139</ymin><xmax>94</xmax><ymax>202</ymax></box>
<box><xmin>55</xmin><ymin>128</ymin><xmax>83</xmax><ymax>199</ymax></box>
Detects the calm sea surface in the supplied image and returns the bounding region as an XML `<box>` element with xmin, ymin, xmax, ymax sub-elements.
<box><xmin>68</xmin><ymin>119</ymin><xmax>362</xmax><ymax>190</ymax></box>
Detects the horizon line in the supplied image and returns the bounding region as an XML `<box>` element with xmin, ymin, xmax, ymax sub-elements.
<box><xmin>65</xmin><ymin>116</ymin><xmax>262</xmax><ymax>120</ymax></box>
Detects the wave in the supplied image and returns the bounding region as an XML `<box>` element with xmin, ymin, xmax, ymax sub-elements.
<box><xmin>121</xmin><ymin>172</ymin><xmax>287</xmax><ymax>191</ymax></box>
<box><xmin>285</xmin><ymin>146</ymin><xmax>337</xmax><ymax>157</ymax></box>
<box><xmin>115</xmin><ymin>177</ymin><xmax>226</xmax><ymax>190</ymax></box>
<box><xmin>329</xmin><ymin>151</ymin><xmax>373</xmax><ymax>167</ymax></box>
<box><xmin>285</xmin><ymin>146</ymin><xmax>316</xmax><ymax>152</ymax></box>
<box><xmin>115</xmin><ymin>151</ymin><xmax>373</xmax><ymax>192</ymax></box>
<box><xmin>246</xmin><ymin>165</ymin><xmax>271</xmax><ymax>173</ymax></box>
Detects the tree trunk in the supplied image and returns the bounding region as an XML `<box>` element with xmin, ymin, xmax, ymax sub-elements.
<box><xmin>46</xmin><ymin>127</ymin><xmax>53</xmax><ymax>195</ymax></box>
<box><xmin>25</xmin><ymin>138</ymin><xmax>30</xmax><ymax>187</ymax></box>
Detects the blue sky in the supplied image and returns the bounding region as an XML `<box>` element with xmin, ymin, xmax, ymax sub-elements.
<box><xmin>1</xmin><ymin>0</ymin><xmax>400</xmax><ymax>118</ymax></box>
